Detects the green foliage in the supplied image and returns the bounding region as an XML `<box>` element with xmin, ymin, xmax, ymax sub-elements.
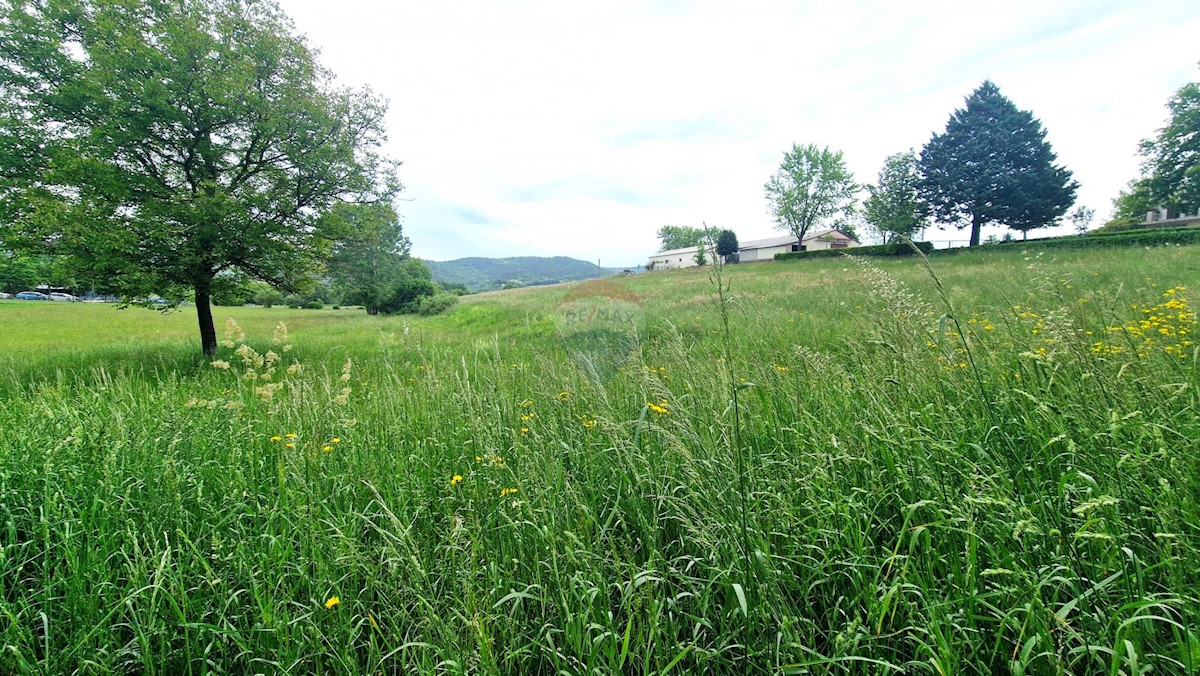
<box><xmin>0</xmin><ymin>0</ymin><xmax>396</xmax><ymax>354</ymax></box>
<box><xmin>864</xmin><ymin>150</ymin><xmax>926</xmax><ymax>242</ymax></box>
<box><xmin>656</xmin><ymin>225</ymin><xmax>717</xmax><ymax>251</ymax></box>
<box><xmin>375</xmin><ymin>257</ymin><xmax>438</xmax><ymax>314</ymax></box>
<box><xmin>715</xmin><ymin>230</ymin><xmax>739</xmax><ymax>258</ymax></box>
<box><xmin>693</xmin><ymin>245</ymin><xmax>707</xmax><ymax>266</ymax></box>
<box><xmin>252</xmin><ymin>285</ymin><xmax>287</xmax><ymax>308</ymax></box>
<box><xmin>764</xmin><ymin>144</ymin><xmax>857</xmax><ymax>247</ymax></box>
<box><xmin>1068</xmin><ymin>205</ymin><xmax>1096</xmax><ymax>235</ymax></box>
<box><xmin>413</xmin><ymin>292</ymin><xmax>459</xmax><ymax>316</ymax></box>
<box><xmin>775</xmin><ymin>240</ymin><xmax>933</xmax><ymax>260</ymax></box>
<box><xmin>930</xmin><ymin>225</ymin><xmax>1200</xmax><ymax>254</ymax></box>
<box><xmin>0</xmin><ymin>250</ymin><xmax>41</xmax><ymax>294</ymax></box>
<box><xmin>437</xmin><ymin>281</ymin><xmax>471</xmax><ymax>296</ymax></box>
<box><xmin>1140</xmin><ymin>72</ymin><xmax>1200</xmax><ymax>213</ymax></box>
<box><xmin>1110</xmin><ymin>178</ymin><xmax>1155</xmax><ymax>223</ymax></box>
<box><xmin>324</xmin><ymin>203</ymin><xmax>412</xmax><ymax>315</ymax></box>
<box><xmin>918</xmin><ymin>81</ymin><xmax>1077</xmax><ymax>245</ymax></box>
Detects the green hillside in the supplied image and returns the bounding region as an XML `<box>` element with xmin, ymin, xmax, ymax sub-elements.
<box><xmin>2</xmin><ymin>244</ymin><xmax>1199</xmax><ymax>673</ymax></box>
<box><xmin>424</xmin><ymin>255</ymin><xmax>623</xmax><ymax>292</ymax></box>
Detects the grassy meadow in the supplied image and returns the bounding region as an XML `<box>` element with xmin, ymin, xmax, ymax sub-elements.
<box><xmin>1</xmin><ymin>244</ymin><xmax>1199</xmax><ymax>673</ymax></box>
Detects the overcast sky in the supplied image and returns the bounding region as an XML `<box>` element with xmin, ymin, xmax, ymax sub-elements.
<box><xmin>276</xmin><ymin>0</ymin><xmax>1200</xmax><ymax>265</ymax></box>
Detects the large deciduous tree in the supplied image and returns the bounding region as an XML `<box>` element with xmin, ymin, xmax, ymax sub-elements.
<box><xmin>864</xmin><ymin>150</ymin><xmax>926</xmax><ymax>243</ymax></box>
<box><xmin>323</xmin><ymin>202</ymin><xmax>420</xmax><ymax>315</ymax></box>
<box><xmin>1140</xmin><ymin>71</ymin><xmax>1199</xmax><ymax>215</ymax></box>
<box><xmin>0</xmin><ymin>0</ymin><xmax>397</xmax><ymax>355</ymax></box>
<box><xmin>918</xmin><ymin>81</ymin><xmax>1076</xmax><ymax>246</ymax></box>
<box><xmin>764</xmin><ymin>144</ymin><xmax>856</xmax><ymax>249</ymax></box>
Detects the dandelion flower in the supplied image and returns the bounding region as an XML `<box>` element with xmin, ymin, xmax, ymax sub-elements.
<box><xmin>325</xmin><ymin>596</ymin><xmax>340</xmax><ymax>609</ymax></box>
<box><xmin>331</xmin><ymin>437</ymin><xmax>341</xmax><ymax>444</ymax></box>
<box><xmin>285</xmin><ymin>433</ymin><xmax>298</xmax><ymax>438</ymax></box>
<box><xmin>285</xmin><ymin>442</ymin><xmax>295</xmax><ymax>449</ymax></box>
<box><xmin>322</xmin><ymin>445</ymin><xmax>333</xmax><ymax>452</ymax></box>
<box><xmin>270</xmin><ymin>435</ymin><xmax>282</xmax><ymax>442</ymax></box>
<box><xmin>450</xmin><ymin>474</ymin><xmax>463</xmax><ymax>487</ymax></box>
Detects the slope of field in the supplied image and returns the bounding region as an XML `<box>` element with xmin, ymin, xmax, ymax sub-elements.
<box><xmin>1</xmin><ymin>245</ymin><xmax>1198</xmax><ymax>673</ymax></box>
<box><xmin>424</xmin><ymin>255</ymin><xmax>622</xmax><ymax>292</ymax></box>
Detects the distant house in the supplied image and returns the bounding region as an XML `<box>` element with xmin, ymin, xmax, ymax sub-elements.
<box><xmin>646</xmin><ymin>242</ymin><xmax>717</xmax><ymax>271</ymax></box>
<box><xmin>646</xmin><ymin>229</ymin><xmax>860</xmax><ymax>270</ymax></box>
<box><xmin>1142</xmin><ymin>208</ymin><xmax>1200</xmax><ymax>228</ymax></box>
<box><xmin>736</xmin><ymin>229</ymin><xmax>860</xmax><ymax>262</ymax></box>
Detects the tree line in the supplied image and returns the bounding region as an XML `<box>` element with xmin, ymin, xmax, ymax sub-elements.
<box><xmin>664</xmin><ymin>73</ymin><xmax>1197</xmax><ymax>254</ymax></box>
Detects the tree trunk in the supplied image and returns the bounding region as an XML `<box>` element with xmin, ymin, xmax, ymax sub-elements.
<box><xmin>195</xmin><ymin>280</ymin><xmax>218</xmax><ymax>356</ymax></box>
<box><xmin>969</xmin><ymin>212</ymin><xmax>982</xmax><ymax>247</ymax></box>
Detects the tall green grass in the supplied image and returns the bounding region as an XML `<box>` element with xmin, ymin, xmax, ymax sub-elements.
<box><xmin>0</xmin><ymin>244</ymin><xmax>1198</xmax><ymax>673</ymax></box>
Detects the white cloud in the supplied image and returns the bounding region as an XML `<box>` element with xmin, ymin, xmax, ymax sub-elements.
<box><xmin>277</xmin><ymin>0</ymin><xmax>1200</xmax><ymax>261</ymax></box>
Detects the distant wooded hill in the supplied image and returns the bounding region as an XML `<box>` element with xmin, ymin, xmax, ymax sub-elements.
<box><xmin>423</xmin><ymin>256</ymin><xmax>626</xmax><ymax>293</ymax></box>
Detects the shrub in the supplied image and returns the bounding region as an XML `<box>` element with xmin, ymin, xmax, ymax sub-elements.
<box><xmin>253</xmin><ymin>288</ymin><xmax>286</xmax><ymax>308</ymax></box>
<box><xmin>378</xmin><ymin>276</ymin><xmax>439</xmax><ymax>314</ymax></box>
<box><xmin>414</xmin><ymin>292</ymin><xmax>459</xmax><ymax>316</ymax></box>
<box><xmin>775</xmin><ymin>240</ymin><xmax>933</xmax><ymax>261</ymax></box>
<box><xmin>300</xmin><ymin>300</ymin><xmax>323</xmax><ymax>310</ymax></box>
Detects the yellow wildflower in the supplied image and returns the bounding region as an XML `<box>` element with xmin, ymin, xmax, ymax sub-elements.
<box><xmin>269</xmin><ymin>435</ymin><xmax>282</xmax><ymax>442</ymax></box>
<box><xmin>325</xmin><ymin>596</ymin><xmax>340</xmax><ymax>609</ymax></box>
<box><xmin>450</xmin><ymin>474</ymin><xmax>463</xmax><ymax>487</ymax></box>
<box><xmin>285</xmin><ymin>433</ymin><xmax>298</xmax><ymax>438</ymax></box>
<box><xmin>331</xmin><ymin>437</ymin><xmax>341</xmax><ymax>444</ymax></box>
<box><xmin>322</xmin><ymin>445</ymin><xmax>333</xmax><ymax>452</ymax></box>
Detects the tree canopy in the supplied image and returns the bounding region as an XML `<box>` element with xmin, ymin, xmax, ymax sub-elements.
<box><xmin>715</xmin><ymin>230</ymin><xmax>739</xmax><ymax>260</ymax></box>
<box><xmin>656</xmin><ymin>225</ymin><xmax>716</xmax><ymax>251</ymax></box>
<box><xmin>917</xmin><ymin>81</ymin><xmax>1076</xmax><ymax>246</ymax></box>
<box><xmin>764</xmin><ymin>144</ymin><xmax>856</xmax><ymax>248</ymax></box>
<box><xmin>1140</xmin><ymin>71</ymin><xmax>1200</xmax><ymax>215</ymax></box>
<box><xmin>864</xmin><ymin>151</ymin><xmax>926</xmax><ymax>243</ymax></box>
<box><xmin>0</xmin><ymin>0</ymin><xmax>397</xmax><ymax>354</ymax></box>
<box><xmin>323</xmin><ymin>203</ymin><xmax>415</xmax><ymax>315</ymax></box>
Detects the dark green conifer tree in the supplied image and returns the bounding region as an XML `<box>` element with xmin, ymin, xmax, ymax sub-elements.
<box><xmin>918</xmin><ymin>81</ymin><xmax>1077</xmax><ymax>245</ymax></box>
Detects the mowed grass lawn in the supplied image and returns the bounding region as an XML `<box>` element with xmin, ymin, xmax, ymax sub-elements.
<box><xmin>1</xmin><ymin>244</ymin><xmax>1198</xmax><ymax>673</ymax></box>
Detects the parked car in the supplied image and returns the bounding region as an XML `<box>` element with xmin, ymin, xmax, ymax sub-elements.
<box><xmin>0</xmin><ymin>292</ymin><xmax>11</xmax><ymax>299</ymax></box>
<box><xmin>49</xmin><ymin>292</ymin><xmax>78</xmax><ymax>302</ymax></box>
<box><xmin>15</xmin><ymin>291</ymin><xmax>50</xmax><ymax>300</ymax></box>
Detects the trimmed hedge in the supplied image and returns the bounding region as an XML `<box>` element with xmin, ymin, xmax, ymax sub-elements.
<box><xmin>774</xmin><ymin>240</ymin><xmax>933</xmax><ymax>261</ymax></box>
<box><xmin>1086</xmin><ymin>224</ymin><xmax>1200</xmax><ymax>238</ymax></box>
<box><xmin>932</xmin><ymin>227</ymin><xmax>1200</xmax><ymax>255</ymax></box>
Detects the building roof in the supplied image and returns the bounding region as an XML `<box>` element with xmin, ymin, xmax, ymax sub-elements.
<box><xmin>650</xmin><ymin>243</ymin><xmax>710</xmax><ymax>257</ymax></box>
<box><xmin>739</xmin><ymin>229</ymin><xmax>858</xmax><ymax>250</ymax></box>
